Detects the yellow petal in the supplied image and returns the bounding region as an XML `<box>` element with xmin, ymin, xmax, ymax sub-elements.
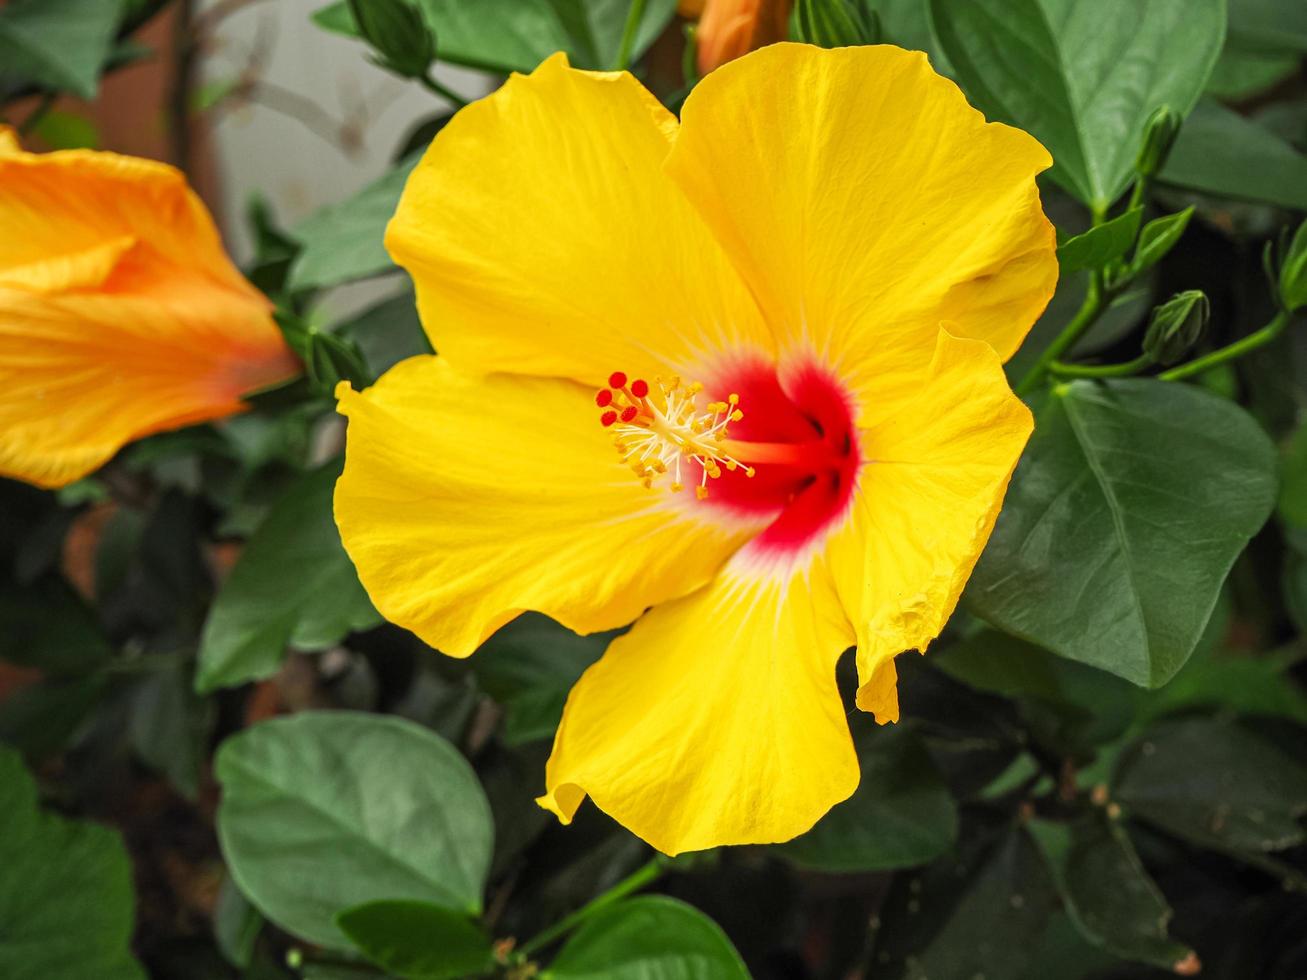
<box><xmin>539</xmin><ymin>560</ymin><xmax>858</xmax><ymax>855</ymax></box>
<box><xmin>666</xmin><ymin>44</ymin><xmax>1057</xmax><ymax>421</ymax></box>
<box><xmin>0</xmin><ymin>139</ymin><xmax>298</xmax><ymax>489</ymax></box>
<box><xmin>335</xmin><ymin>357</ymin><xmax>761</xmax><ymax>656</ymax></box>
<box><xmin>827</xmin><ymin>330</ymin><xmax>1033</xmax><ymax>721</ymax></box>
<box><xmin>386</xmin><ymin>52</ymin><xmax>769</xmax><ymax>386</ymax></box>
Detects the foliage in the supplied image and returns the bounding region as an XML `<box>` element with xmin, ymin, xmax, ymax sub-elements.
<box><xmin>2</xmin><ymin>0</ymin><xmax>1307</xmax><ymax>979</ymax></box>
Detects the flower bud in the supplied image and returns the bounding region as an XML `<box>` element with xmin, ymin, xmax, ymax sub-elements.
<box><xmin>347</xmin><ymin>0</ymin><xmax>433</xmax><ymax>79</ymax></box>
<box><xmin>1144</xmin><ymin>290</ymin><xmax>1209</xmax><ymax>366</ymax></box>
<box><xmin>1278</xmin><ymin>219</ymin><xmax>1307</xmax><ymax>313</ymax></box>
<box><xmin>1134</xmin><ymin>105</ymin><xmax>1182</xmax><ymax>180</ymax></box>
<box><xmin>794</xmin><ymin>0</ymin><xmax>880</xmax><ymax>48</ymax></box>
<box><xmin>696</xmin><ymin>0</ymin><xmax>792</xmax><ymax>74</ymax></box>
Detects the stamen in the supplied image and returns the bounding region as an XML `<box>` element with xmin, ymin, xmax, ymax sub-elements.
<box><xmin>595</xmin><ymin>369</ymin><xmax>756</xmax><ymax>499</ymax></box>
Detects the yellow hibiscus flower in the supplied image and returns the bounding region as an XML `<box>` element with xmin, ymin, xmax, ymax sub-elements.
<box><xmin>0</xmin><ymin>128</ymin><xmax>299</xmax><ymax>489</ymax></box>
<box><xmin>335</xmin><ymin>43</ymin><xmax>1056</xmax><ymax>855</ymax></box>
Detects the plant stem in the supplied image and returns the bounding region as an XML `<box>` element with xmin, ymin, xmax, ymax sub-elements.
<box><xmin>1016</xmin><ymin>271</ymin><xmax>1104</xmax><ymax>395</ymax></box>
<box><xmin>421</xmin><ymin>73</ymin><xmax>468</xmax><ymax>109</ymax></box>
<box><xmin>614</xmin><ymin>0</ymin><xmax>649</xmax><ymax>71</ymax></box>
<box><xmin>1158</xmin><ymin>310</ymin><xmax>1293</xmax><ymax>381</ymax></box>
<box><xmin>1016</xmin><ymin>204</ymin><xmax>1120</xmax><ymax>396</ymax></box>
<box><xmin>518</xmin><ymin>857</ymin><xmax>665</xmax><ymax>957</ymax></box>
<box><xmin>1048</xmin><ymin>352</ymin><xmax>1154</xmax><ymax>379</ymax></box>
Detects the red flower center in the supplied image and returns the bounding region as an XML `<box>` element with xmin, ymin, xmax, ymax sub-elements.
<box><xmin>596</xmin><ymin>358</ymin><xmax>860</xmax><ymax>557</ymax></box>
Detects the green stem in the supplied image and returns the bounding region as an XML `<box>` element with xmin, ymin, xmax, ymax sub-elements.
<box><xmin>614</xmin><ymin>0</ymin><xmax>649</xmax><ymax>70</ymax></box>
<box><xmin>1016</xmin><ymin>271</ymin><xmax>1105</xmax><ymax>395</ymax></box>
<box><xmin>421</xmin><ymin>73</ymin><xmax>468</xmax><ymax>108</ymax></box>
<box><xmin>1125</xmin><ymin>174</ymin><xmax>1150</xmax><ymax>215</ymax></box>
<box><xmin>1158</xmin><ymin>311</ymin><xmax>1293</xmax><ymax>381</ymax></box>
<box><xmin>518</xmin><ymin>857</ymin><xmax>665</xmax><ymax>957</ymax></box>
<box><xmin>1048</xmin><ymin>352</ymin><xmax>1154</xmax><ymax>379</ymax></box>
<box><xmin>1016</xmin><ymin>204</ymin><xmax>1123</xmax><ymax>396</ymax></box>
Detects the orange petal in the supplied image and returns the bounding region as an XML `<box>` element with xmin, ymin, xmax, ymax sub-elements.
<box><xmin>0</xmin><ymin>129</ymin><xmax>299</xmax><ymax>488</ymax></box>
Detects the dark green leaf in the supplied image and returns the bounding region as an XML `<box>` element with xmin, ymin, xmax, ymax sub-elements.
<box><xmin>471</xmin><ymin>614</ymin><xmax>607</xmax><ymax>745</ymax></box>
<box><xmin>1226</xmin><ymin>0</ymin><xmax>1307</xmax><ymax>53</ymax></box>
<box><xmin>1057</xmin><ymin>207</ymin><xmax>1142</xmax><ymax>272</ymax></box>
<box><xmin>197</xmin><ymin>460</ymin><xmax>379</xmax><ymax>693</ymax></box>
<box><xmin>215</xmin><ymin>712</ymin><xmax>493</xmax><ymax>949</ymax></box>
<box><xmin>969</xmin><ymin>379</ymin><xmax>1277</xmax><ymax>687</ymax></box>
<box><xmin>934</xmin><ymin>631</ymin><xmax>1134</xmax><ymax>751</ymax></box>
<box><xmin>549</xmin><ymin>896</ymin><xmax>749</xmax><ymax>979</ymax></box>
<box><xmin>335</xmin><ymin>290</ymin><xmax>432</xmax><ymax>377</ymax></box>
<box><xmin>1113</xmin><ymin>718</ymin><xmax>1307</xmax><ymax>857</ymax></box>
<box><xmin>214</xmin><ymin>876</ymin><xmax>262</xmax><ymax>970</ymax></box>
<box><xmin>1135</xmin><ymin>646</ymin><xmax>1307</xmax><ymax>726</ymax></box>
<box><xmin>0</xmin><ymin>673</ymin><xmax>109</xmax><ymax>758</ymax></box>
<box><xmin>0</xmin><ymin>579</ymin><xmax>109</xmax><ymax>675</ymax></box>
<box><xmin>288</xmin><ymin>155</ymin><xmax>420</xmax><ymax>291</ymax></box>
<box><xmin>1131</xmin><ymin>207</ymin><xmax>1193</xmax><ymax>277</ymax></box>
<box><xmin>336</xmin><ymin>900</ymin><xmax>492</xmax><ymax>980</ymax></box>
<box><xmin>313</xmin><ymin>0</ymin><xmax>676</xmax><ymax>73</ymax></box>
<box><xmin>1161</xmin><ymin>98</ymin><xmax>1307</xmax><ymax>210</ymax></box>
<box><xmin>0</xmin><ymin>0</ymin><xmax>124</xmax><ymax>98</ymax></box>
<box><xmin>1029</xmin><ymin>813</ymin><xmax>1194</xmax><ymax>970</ymax></box>
<box><xmin>930</xmin><ymin>0</ymin><xmax>1225</xmax><ymax>207</ymax></box>
<box><xmin>869</xmin><ymin>821</ymin><xmax>1057</xmax><ymax>979</ymax></box>
<box><xmin>0</xmin><ymin>746</ymin><xmax>146</xmax><ymax>980</ymax></box>
<box><xmin>777</xmin><ymin>724</ymin><xmax>957</xmax><ymax>872</ymax></box>
<box><xmin>129</xmin><ymin>659</ymin><xmax>213</xmax><ymax>800</ymax></box>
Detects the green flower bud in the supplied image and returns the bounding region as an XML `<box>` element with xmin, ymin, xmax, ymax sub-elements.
<box><xmin>307</xmin><ymin>330</ymin><xmax>371</xmax><ymax>392</ymax></box>
<box><xmin>1278</xmin><ymin>219</ymin><xmax>1307</xmax><ymax>313</ymax></box>
<box><xmin>347</xmin><ymin>0</ymin><xmax>433</xmax><ymax>79</ymax></box>
<box><xmin>1144</xmin><ymin>290</ymin><xmax>1209</xmax><ymax>366</ymax></box>
<box><xmin>795</xmin><ymin>0</ymin><xmax>880</xmax><ymax>48</ymax></box>
<box><xmin>1134</xmin><ymin>105</ymin><xmax>1182</xmax><ymax>179</ymax></box>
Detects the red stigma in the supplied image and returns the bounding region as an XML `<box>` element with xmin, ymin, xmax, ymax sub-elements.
<box><xmin>630</xmin><ymin>378</ymin><xmax>649</xmax><ymax>398</ymax></box>
<box><xmin>619</xmin><ymin>406</ymin><xmax>638</xmax><ymax>423</ymax></box>
<box><xmin>608</xmin><ymin>371</ymin><xmax>628</xmax><ymax>389</ymax></box>
<box><xmin>595</xmin><ymin>389</ymin><xmax>613</xmax><ymax>408</ymax></box>
<box><xmin>600</xmin><ymin>410</ymin><xmax>618</xmax><ymax>427</ymax></box>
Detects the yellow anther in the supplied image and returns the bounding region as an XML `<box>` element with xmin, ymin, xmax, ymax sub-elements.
<box><xmin>745</xmin><ymin>466</ymin><xmax>756</xmax><ymax>478</ymax></box>
<box><xmin>730</xmin><ymin>410</ymin><xmax>744</xmax><ymax>422</ymax></box>
<box><xmin>728</xmin><ymin>393</ymin><xmax>740</xmax><ymax>405</ymax></box>
<box><xmin>695</xmin><ymin>485</ymin><xmax>709</xmax><ymax>500</ymax></box>
<box><xmin>687</xmin><ymin>381</ymin><xmax>704</xmax><ymax>394</ymax></box>
<box><xmin>671</xmin><ymin>482</ymin><xmax>684</xmax><ymax>492</ymax></box>
<box><xmin>706</xmin><ymin>401</ymin><xmax>727</xmax><ymax>413</ymax></box>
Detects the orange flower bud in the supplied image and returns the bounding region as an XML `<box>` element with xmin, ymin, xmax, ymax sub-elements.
<box><xmin>678</xmin><ymin>0</ymin><xmax>706</xmax><ymax>15</ymax></box>
<box><xmin>0</xmin><ymin>128</ymin><xmax>300</xmax><ymax>488</ymax></box>
<box><xmin>696</xmin><ymin>0</ymin><xmax>792</xmax><ymax>75</ymax></box>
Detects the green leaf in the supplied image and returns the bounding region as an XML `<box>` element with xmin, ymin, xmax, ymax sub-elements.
<box><xmin>335</xmin><ymin>289</ymin><xmax>432</xmax><ymax>378</ymax></box>
<box><xmin>0</xmin><ymin>673</ymin><xmax>109</xmax><ymax>758</ymax></box>
<box><xmin>0</xmin><ymin>0</ymin><xmax>124</xmax><ymax>98</ymax></box>
<box><xmin>1130</xmin><ymin>207</ymin><xmax>1194</xmax><ymax>277</ymax></box>
<box><xmin>1281</xmin><ymin>420</ymin><xmax>1307</xmax><ymax>529</ymax></box>
<box><xmin>930</xmin><ymin>0</ymin><xmax>1226</xmax><ymax>208</ymax></box>
<box><xmin>0</xmin><ymin>747</ymin><xmax>145</xmax><ymax>980</ymax></box>
<box><xmin>313</xmin><ymin>0</ymin><xmax>676</xmax><ymax>73</ymax></box>
<box><xmin>288</xmin><ymin>155</ymin><xmax>419</xmax><ymax>291</ymax></box>
<box><xmin>1056</xmin><ymin>207</ymin><xmax>1141</xmax><ymax>272</ymax></box>
<box><xmin>1160</xmin><ymin>98</ymin><xmax>1307</xmax><ymax>210</ymax></box>
<box><xmin>968</xmin><ymin>379</ymin><xmax>1277</xmax><ymax>687</ymax></box>
<box><xmin>1134</xmin><ymin>646</ymin><xmax>1307</xmax><ymax>726</ymax></box>
<box><xmin>776</xmin><ymin>724</ymin><xmax>957</xmax><ymax>872</ymax></box>
<box><xmin>29</xmin><ymin>108</ymin><xmax>100</xmax><ymax>149</ymax></box>
<box><xmin>214</xmin><ymin>876</ymin><xmax>262</xmax><ymax>969</ymax></box>
<box><xmin>471</xmin><ymin>614</ymin><xmax>607</xmax><ymax>746</ymax></box>
<box><xmin>869</xmin><ymin>821</ymin><xmax>1058</xmax><ymax>979</ymax></box>
<box><xmin>548</xmin><ymin>896</ymin><xmax>749</xmax><ymax>979</ymax></box>
<box><xmin>129</xmin><ymin>659</ymin><xmax>213</xmax><ymax>800</ymax></box>
<box><xmin>934</xmin><ymin>630</ymin><xmax>1134</xmax><ymax>751</ymax></box>
<box><xmin>215</xmin><ymin>711</ymin><xmax>493</xmax><ymax>949</ymax></box>
<box><xmin>336</xmin><ymin>900</ymin><xmax>493</xmax><ymax>980</ymax></box>
<box><xmin>1113</xmin><ymin>718</ymin><xmax>1307</xmax><ymax>857</ymax></box>
<box><xmin>197</xmin><ymin>460</ymin><xmax>379</xmax><ymax>693</ymax></box>
<box><xmin>1029</xmin><ymin>813</ymin><xmax>1194</xmax><ymax>970</ymax></box>
<box><xmin>0</xmin><ymin>579</ymin><xmax>110</xmax><ymax>675</ymax></box>
<box><xmin>1226</xmin><ymin>0</ymin><xmax>1307</xmax><ymax>52</ymax></box>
